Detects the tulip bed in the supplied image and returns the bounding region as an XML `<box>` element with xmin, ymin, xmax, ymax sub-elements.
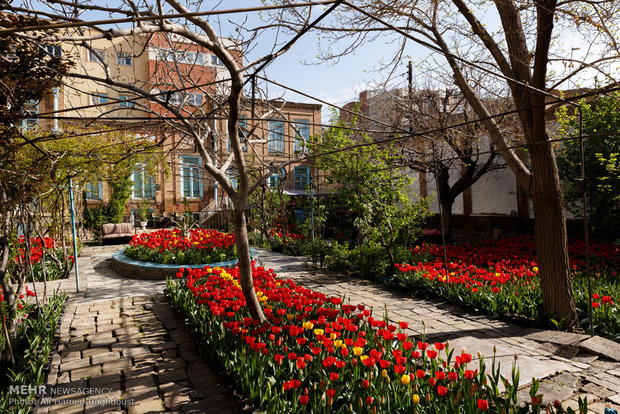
<box><xmin>124</xmin><ymin>229</ymin><xmax>236</xmax><ymax>265</ymax></box>
<box><xmin>166</xmin><ymin>263</ymin><xmax>572</xmax><ymax>413</ymax></box>
<box><xmin>11</xmin><ymin>237</ymin><xmax>72</xmax><ymax>281</ymax></box>
<box><xmin>394</xmin><ymin>236</ymin><xmax>619</xmax><ymax>340</ymax></box>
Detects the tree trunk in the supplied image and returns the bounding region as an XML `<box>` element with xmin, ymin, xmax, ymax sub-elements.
<box><xmin>440</xmin><ymin>200</ymin><xmax>454</xmax><ymax>243</ymax></box>
<box><xmin>232</xmin><ymin>200</ymin><xmax>266</xmax><ymax>323</ymax></box>
<box><xmin>529</xmin><ymin>140</ymin><xmax>579</xmax><ymax>330</ymax></box>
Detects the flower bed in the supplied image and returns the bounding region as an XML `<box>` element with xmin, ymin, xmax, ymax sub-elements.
<box><xmin>0</xmin><ymin>292</ymin><xmax>67</xmax><ymax>413</ymax></box>
<box><xmin>166</xmin><ymin>264</ymin><xmax>569</xmax><ymax>413</ymax></box>
<box><xmin>11</xmin><ymin>237</ymin><xmax>73</xmax><ymax>281</ymax></box>
<box><xmin>124</xmin><ymin>229</ymin><xmax>236</xmax><ymax>265</ymax></box>
<box><xmin>394</xmin><ymin>236</ymin><xmax>619</xmax><ymax>340</ymax></box>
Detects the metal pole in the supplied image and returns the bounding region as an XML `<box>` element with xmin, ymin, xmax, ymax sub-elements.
<box><xmin>251</xmin><ymin>76</ymin><xmax>256</xmax><ymax>120</ymax></box>
<box><xmin>408</xmin><ymin>61</ymin><xmax>413</xmax><ymax>135</ymax></box>
<box><xmin>68</xmin><ymin>178</ymin><xmax>80</xmax><ymax>293</ymax></box>
<box><xmin>576</xmin><ymin>106</ymin><xmax>593</xmax><ymax>336</ymax></box>
<box><xmin>310</xmin><ymin>176</ymin><xmax>315</xmax><ymax>241</ymax></box>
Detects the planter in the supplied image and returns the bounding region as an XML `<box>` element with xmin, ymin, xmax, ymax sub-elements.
<box><xmin>139</xmin><ymin>220</ymin><xmax>148</xmax><ymax>231</ymax></box>
<box><xmin>112</xmin><ymin>247</ymin><xmax>260</xmax><ymax>280</ymax></box>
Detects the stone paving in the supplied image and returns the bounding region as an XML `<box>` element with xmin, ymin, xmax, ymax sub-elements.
<box><xmin>35</xmin><ymin>244</ymin><xmax>620</xmax><ymax>412</ymax></box>
<box><xmin>34</xmin><ymin>245</ymin><xmax>241</xmax><ymax>414</ymax></box>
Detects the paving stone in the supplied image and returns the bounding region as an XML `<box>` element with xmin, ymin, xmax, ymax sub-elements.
<box><xmin>595</xmin><ymin>373</ymin><xmax>620</xmax><ymax>390</ymax></box>
<box><xmin>59</xmin><ymin>358</ymin><xmax>91</xmax><ymax>373</ymax></box>
<box><xmin>120</xmin><ymin>346</ymin><xmax>150</xmax><ymax>358</ymax></box>
<box><xmin>82</xmin><ymin>348</ymin><xmax>111</xmax><ymax>358</ymax></box>
<box><xmin>61</xmin><ymin>351</ymin><xmax>82</xmax><ymax>363</ymax></box>
<box><xmin>609</xmin><ymin>393</ymin><xmax>620</xmax><ymax>405</ymax></box>
<box><xmin>583</xmin><ymin>374</ymin><xmax>620</xmax><ymax>394</ymax></box>
<box><xmin>158</xmin><ymin>368</ymin><xmax>187</xmax><ymax>385</ymax></box>
<box><xmin>150</xmin><ymin>342</ymin><xmax>177</xmax><ymax>352</ymax></box>
<box><xmin>123</xmin><ymin>386</ymin><xmax>160</xmax><ymax>401</ymax></box>
<box><xmin>579</xmin><ymin>336</ymin><xmax>620</xmax><ymax>362</ymax></box>
<box><xmin>85</xmin><ymin>332</ymin><xmax>113</xmax><ymax>341</ymax></box>
<box><xmin>159</xmin><ymin>381</ymin><xmax>191</xmax><ymax>396</ymax></box>
<box><xmin>101</xmin><ymin>359</ymin><xmax>132</xmax><ymax>373</ymax></box>
<box><xmin>96</xmin><ymin>324</ymin><xmax>122</xmax><ymax>334</ymax></box>
<box><xmin>61</xmin><ymin>341</ymin><xmax>90</xmax><ymax>354</ymax></box>
<box><xmin>573</xmin><ymin>352</ymin><xmax>599</xmax><ymax>364</ymax></box>
<box><xmin>91</xmin><ymin>351</ymin><xmax>121</xmax><ymax>365</ymax></box>
<box><xmin>124</xmin><ymin>366</ymin><xmax>155</xmax><ymax>379</ymax></box>
<box><xmin>164</xmin><ymin>393</ymin><xmax>191</xmax><ymax>409</ymax></box>
<box><xmin>580</xmin><ymin>382</ymin><xmax>616</xmax><ymax>399</ymax></box>
<box><xmin>88</xmin><ymin>373</ymin><xmax>121</xmax><ymax>389</ymax></box>
<box><xmin>126</xmin><ymin>398</ymin><xmax>163</xmax><ymax>414</ymax></box>
<box><xmin>56</xmin><ymin>372</ymin><xmax>70</xmax><ymax>384</ymax></box>
<box><xmin>125</xmin><ymin>374</ymin><xmax>156</xmax><ymax>390</ymax></box>
<box><xmin>156</xmin><ymin>360</ymin><xmax>186</xmax><ymax>371</ymax></box>
<box><xmin>90</xmin><ymin>337</ymin><xmax>117</xmax><ymax>347</ymax></box>
<box><xmin>71</xmin><ymin>365</ymin><xmax>102</xmax><ymax>380</ymax></box>
<box><xmin>47</xmin><ymin>402</ymin><xmax>84</xmax><ymax>413</ymax></box>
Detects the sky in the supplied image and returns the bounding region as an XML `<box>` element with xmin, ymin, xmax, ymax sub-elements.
<box><xmin>200</xmin><ymin>1</ymin><xmax>438</xmax><ymax>118</ymax></box>
<box><xmin>26</xmin><ymin>0</ymin><xmax>605</xmax><ymax>121</ymax></box>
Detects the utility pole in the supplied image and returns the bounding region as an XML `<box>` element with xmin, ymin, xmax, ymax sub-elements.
<box><xmin>408</xmin><ymin>60</ymin><xmax>413</xmax><ymax>135</ymax></box>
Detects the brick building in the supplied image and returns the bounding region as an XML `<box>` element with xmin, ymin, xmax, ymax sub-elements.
<box><xmin>27</xmin><ymin>32</ymin><xmax>321</xmax><ymax>224</ymax></box>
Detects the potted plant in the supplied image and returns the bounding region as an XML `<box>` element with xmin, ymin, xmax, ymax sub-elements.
<box><xmin>136</xmin><ymin>199</ymin><xmax>150</xmax><ymax>231</ymax></box>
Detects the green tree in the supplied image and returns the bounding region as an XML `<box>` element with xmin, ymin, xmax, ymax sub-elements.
<box><xmin>556</xmin><ymin>92</ymin><xmax>620</xmax><ymax>241</ymax></box>
<box><xmin>312</xmin><ymin>113</ymin><xmax>430</xmax><ymax>276</ymax></box>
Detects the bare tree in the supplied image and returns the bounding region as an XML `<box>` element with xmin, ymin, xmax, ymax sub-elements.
<box><xmin>1</xmin><ymin>1</ymin><xmax>331</xmax><ymax>322</ymax></box>
<box><xmin>349</xmin><ymin>86</ymin><xmax>508</xmax><ymax>241</ymax></box>
<box><xmin>269</xmin><ymin>0</ymin><xmax>620</xmax><ymax>329</ymax></box>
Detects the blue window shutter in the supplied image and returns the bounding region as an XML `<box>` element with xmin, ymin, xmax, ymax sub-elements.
<box><xmin>145</xmin><ymin>175</ymin><xmax>155</xmax><ymax>199</ymax></box>
<box><xmin>192</xmin><ymin>166</ymin><xmax>201</xmax><ymax>198</ymax></box>
<box><xmin>133</xmin><ymin>170</ymin><xmax>143</xmax><ymax>198</ymax></box>
<box><xmin>294</xmin><ymin>119</ymin><xmax>309</xmax><ymax>153</ymax></box>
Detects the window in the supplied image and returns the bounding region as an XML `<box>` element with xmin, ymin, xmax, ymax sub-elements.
<box><xmin>268</xmin><ymin>119</ymin><xmax>285</xmax><ymax>153</ymax></box>
<box><xmin>41</xmin><ymin>44</ymin><xmax>62</xmax><ymax>58</ymax></box>
<box><xmin>169</xmin><ymin>92</ymin><xmax>202</xmax><ymax>107</ymax></box>
<box><xmin>211</xmin><ymin>55</ymin><xmax>223</xmax><ymax>66</ymax></box>
<box><xmin>268</xmin><ymin>174</ymin><xmax>279</xmax><ymax>189</ymax></box>
<box><xmin>118</xmin><ymin>95</ymin><xmax>134</xmax><ymax>108</ymax></box>
<box><xmin>294</xmin><ymin>166</ymin><xmax>310</xmax><ymax>189</ymax></box>
<box><xmin>88</xmin><ymin>49</ymin><xmax>105</xmax><ymax>62</ymax></box>
<box><xmin>187</xmin><ymin>93</ymin><xmax>202</xmax><ymax>106</ymax></box>
<box><xmin>229</xmin><ymin>115</ymin><xmax>248</xmax><ymax>152</ymax></box>
<box><xmin>157</xmin><ymin>48</ymin><xmax>203</xmax><ymax>65</ymax></box>
<box><xmin>132</xmin><ymin>165</ymin><xmax>155</xmax><ymax>199</ymax></box>
<box><xmin>227</xmin><ymin>169</ymin><xmax>239</xmax><ymax>190</ymax></box>
<box><xmin>85</xmin><ymin>181</ymin><xmax>102</xmax><ymax>200</ymax></box>
<box><xmin>21</xmin><ymin>100</ymin><xmax>39</xmax><ymax>130</ymax></box>
<box><xmin>91</xmin><ymin>93</ymin><xmax>108</xmax><ymax>105</ymax></box>
<box><xmin>117</xmin><ymin>53</ymin><xmax>133</xmax><ymax>66</ymax></box>
<box><xmin>293</xmin><ymin>119</ymin><xmax>309</xmax><ymax>153</ymax></box>
<box><xmin>181</xmin><ymin>156</ymin><xmax>202</xmax><ymax>198</ymax></box>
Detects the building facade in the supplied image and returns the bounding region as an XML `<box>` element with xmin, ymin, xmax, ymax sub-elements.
<box><xmin>28</xmin><ymin>32</ymin><xmax>321</xmax><ymax>224</ymax></box>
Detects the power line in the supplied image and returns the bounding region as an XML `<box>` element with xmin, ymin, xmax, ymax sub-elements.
<box><xmin>0</xmin><ymin>1</ymin><xmax>339</xmax><ymax>34</ymax></box>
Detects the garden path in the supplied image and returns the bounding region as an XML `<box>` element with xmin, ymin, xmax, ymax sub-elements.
<box><xmin>35</xmin><ymin>245</ymin><xmax>243</xmax><ymax>414</ymax></box>
<box><xmin>257</xmin><ymin>248</ymin><xmax>620</xmax><ymax>412</ymax></box>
